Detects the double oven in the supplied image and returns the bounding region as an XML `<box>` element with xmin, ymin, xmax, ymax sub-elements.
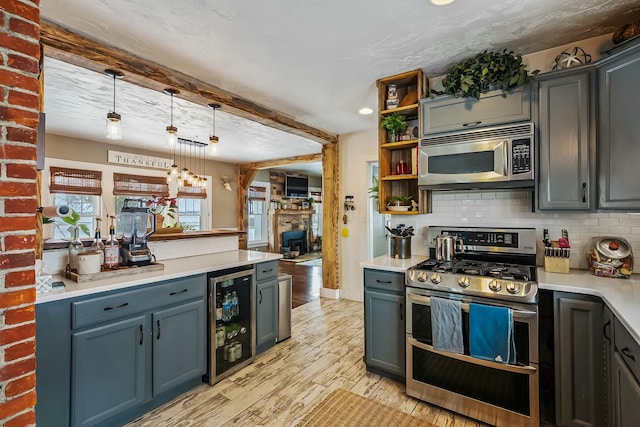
<box><xmin>405</xmin><ymin>227</ymin><xmax>539</xmax><ymax>427</ymax></box>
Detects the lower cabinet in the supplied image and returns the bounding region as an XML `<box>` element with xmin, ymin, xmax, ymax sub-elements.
<box><xmin>256</xmin><ymin>278</ymin><xmax>278</xmax><ymax>354</ymax></box>
<box><xmin>363</xmin><ymin>268</ymin><xmax>405</xmax><ymax>380</ymax></box>
<box><xmin>36</xmin><ymin>274</ymin><xmax>207</xmax><ymax>427</ymax></box>
<box><xmin>612</xmin><ymin>351</ymin><xmax>640</xmax><ymax>427</ymax></box>
<box><xmin>553</xmin><ymin>292</ymin><xmax>604</xmax><ymax>427</ymax></box>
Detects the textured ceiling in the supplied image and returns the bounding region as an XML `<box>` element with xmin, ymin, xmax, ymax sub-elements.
<box><xmin>40</xmin><ymin>0</ymin><xmax>640</xmax><ymax>163</ymax></box>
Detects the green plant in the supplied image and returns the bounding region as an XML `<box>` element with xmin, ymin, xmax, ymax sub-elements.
<box><xmin>380</xmin><ymin>113</ymin><xmax>408</xmax><ymax>141</ymax></box>
<box><xmin>51</xmin><ymin>210</ymin><xmax>90</xmax><ymax>236</ymax></box>
<box><xmin>368</xmin><ymin>176</ymin><xmax>379</xmax><ymax>200</ymax></box>
<box><xmin>433</xmin><ymin>49</ymin><xmax>539</xmax><ymax>99</ymax></box>
<box><xmin>386</xmin><ymin>195</ymin><xmax>412</xmax><ymax>205</ymax></box>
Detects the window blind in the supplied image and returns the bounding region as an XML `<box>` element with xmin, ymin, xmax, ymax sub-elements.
<box><xmin>177</xmin><ymin>184</ymin><xmax>207</xmax><ymax>199</ymax></box>
<box><xmin>113</xmin><ymin>173</ymin><xmax>169</xmax><ymax>197</ymax></box>
<box><xmin>248</xmin><ymin>185</ymin><xmax>267</xmax><ymax>201</ymax></box>
<box><xmin>49</xmin><ymin>167</ymin><xmax>102</xmax><ymax>195</ymax></box>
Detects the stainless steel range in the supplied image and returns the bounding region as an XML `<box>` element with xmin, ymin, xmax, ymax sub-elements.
<box><xmin>406</xmin><ymin>226</ymin><xmax>539</xmax><ymax>427</ymax></box>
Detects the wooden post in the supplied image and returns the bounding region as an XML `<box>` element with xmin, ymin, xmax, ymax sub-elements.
<box><xmin>322</xmin><ymin>143</ymin><xmax>339</xmax><ymax>290</ymax></box>
<box><xmin>36</xmin><ymin>49</ymin><xmax>45</xmax><ymax>260</ymax></box>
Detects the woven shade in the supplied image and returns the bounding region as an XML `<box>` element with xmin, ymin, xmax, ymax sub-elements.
<box><xmin>177</xmin><ymin>184</ymin><xmax>207</xmax><ymax>199</ymax></box>
<box><xmin>248</xmin><ymin>185</ymin><xmax>267</xmax><ymax>201</ymax></box>
<box><xmin>113</xmin><ymin>173</ymin><xmax>169</xmax><ymax>197</ymax></box>
<box><xmin>310</xmin><ymin>191</ymin><xmax>322</xmax><ymax>202</ymax></box>
<box><xmin>49</xmin><ymin>167</ymin><xmax>102</xmax><ymax>195</ymax></box>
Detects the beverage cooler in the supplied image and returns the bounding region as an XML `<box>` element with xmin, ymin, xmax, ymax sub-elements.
<box><xmin>206</xmin><ymin>267</ymin><xmax>255</xmax><ymax>385</ymax></box>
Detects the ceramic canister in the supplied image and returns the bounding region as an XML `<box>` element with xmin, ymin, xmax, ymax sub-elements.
<box><xmin>77</xmin><ymin>251</ymin><xmax>102</xmax><ymax>274</ymax></box>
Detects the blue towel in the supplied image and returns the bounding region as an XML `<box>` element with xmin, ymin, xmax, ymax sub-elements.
<box><xmin>430</xmin><ymin>297</ymin><xmax>463</xmax><ymax>354</ymax></box>
<box><xmin>469</xmin><ymin>303</ymin><xmax>515</xmax><ymax>364</ymax></box>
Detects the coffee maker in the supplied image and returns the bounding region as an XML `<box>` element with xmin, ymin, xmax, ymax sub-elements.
<box><xmin>119</xmin><ymin>199</ymin><xmax>156</xmax><ymax>266</ymax></box>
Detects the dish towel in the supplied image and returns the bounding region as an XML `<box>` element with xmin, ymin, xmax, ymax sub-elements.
<box><xmin>469</xmin><ymin>303</ymin><xmax>515</xmax><ymax>364</ymax></box>
<box><xmin>430</xmin><ymin>297</ymin><xmax>463</xmax><ymax>354</ymax></box>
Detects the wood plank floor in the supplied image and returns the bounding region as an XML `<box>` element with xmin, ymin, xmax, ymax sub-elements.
<box><xmin>127</xmin><ymin>298</ymin><xmax>489</xmax><ymax>427</ymax></box>
<box><xmin>277</xmin><ymin>259</ymin><xmax>321</xmax><ymax>309</ymax></box>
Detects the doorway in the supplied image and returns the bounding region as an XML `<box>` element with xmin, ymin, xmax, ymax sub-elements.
<box><xmin>368</xmin><ymin>162</ymin><xmax>387</xmax><ymax>258</ymax></box>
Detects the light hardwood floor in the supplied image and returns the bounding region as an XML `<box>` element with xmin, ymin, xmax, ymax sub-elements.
<box><xmin>127</xmin><ymin>298</ymin><xmax>489</xmax><ymax>427</ymax></box>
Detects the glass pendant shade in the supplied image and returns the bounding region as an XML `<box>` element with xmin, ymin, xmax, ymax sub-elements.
<box><xmin>181</xmin><ymin>168</ymin><xmax>189</xmax><ymax>180</ymax></box>
<box><xmin>166</xmin><ymin>171</ymin><xmax>172</xmax><ymax>183</ymax></box>
<box><xmin>166</xmin><ymin>125</ymin><xmax>177</xmax><ymax>148</ymax></box>
<box><xmin>106</xmin><ymin>112</ymin><xmax>122</xmax><ymax>140</ymax></box>
<box><xmin>170</xmin><ymin>164</ymin><xmax>178</xmax><ymax>176</ymax></box>
<box><xmin>208</xmin><ymin>103</ymin><xmax>220</xmax><ymax>144</ymax></box>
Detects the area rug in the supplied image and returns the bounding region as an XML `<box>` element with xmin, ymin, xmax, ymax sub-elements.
<box><xmin>296</xmin><ymin>389</ymin><xmax>436</xmax><ymax>427</ymax></box>
<box><xmin>297</xmin><ymin>257</ymin><xmax>322</xmax><ymax>267</ymax></box>
<box><xmin>279</xmin><ymin>252</ymin><xmax>322</xmax><ymax>264</ymax></box>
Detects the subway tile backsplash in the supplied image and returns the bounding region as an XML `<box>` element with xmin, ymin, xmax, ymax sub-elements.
<box><xmin>391</xmin><ymin>190</ymin><xmax>640</xmax><ymax>270</ymax></box>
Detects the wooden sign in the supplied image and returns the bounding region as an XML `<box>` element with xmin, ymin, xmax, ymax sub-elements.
<box><xmin>108</xmin><ymin>150</ymin><xmax>171</xmax><ymax>169</ymax></box>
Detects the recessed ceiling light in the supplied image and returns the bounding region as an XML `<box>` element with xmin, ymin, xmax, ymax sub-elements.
<box><xmin>430</xmin><ymin>0</ymin><xmax>456</xmax><ymax>5</ymax></box>
<box><xmin>358</xmin><ymin>107</ymin><xmax>374</xmax><ymax>115</ymax></box>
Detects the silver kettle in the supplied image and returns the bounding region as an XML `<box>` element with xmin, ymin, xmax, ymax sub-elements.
<box><xmin>433</xmin><ymin>234</ymin><xmax>464</xmax><ymax>261</ymax></box>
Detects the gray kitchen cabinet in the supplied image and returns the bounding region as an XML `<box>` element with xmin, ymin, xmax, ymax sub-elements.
<box><xmin>36</xmin><ymin>274</ymin><xmax>206</xmax><ymax>427</ymax></box>
<box><xmin>537</xmin><ymin>66</ymin><xmax>595</xmax><ymax>210</ymax></box>
<box><xmin>597</xmin><ymin>41</ymin><xmax>640</xmax><ymax>210</ymax></box>
<box><xmin>152</xmin><ymin>299</ymin><xmax>206</xmax><ymax>396</ymax></box>
<box><xmin>612</xmin><ymin>352</ymin><xmax>640</xmax><ymax>427</ymax></box>
<box><xmin>72</xmin><ymin>315</ymin><xmax>149</xmax><ymax>427</ymax></box>
<box><xmin>603</xmin><ymin>305</ymin><xmax>615</xmax><ymax>427</ymax></box>
<box><xmin>256</xmin><ymin>260</ymin><xmax>279</xmax><ymax>354</ymax></box>
<box><xmin>420</xmin><ymin>85</ymin><xmax>531</xmax><ymax>136</ymax></box>
<box><xmin>554</xmin><ymin>292</ymin><xmax>604</xmax><ymax>427</ymax></box>
<box><xmin>363</xmin><ymin>268</ymin><xmax>405</xmax><ymax>380</ymax></box>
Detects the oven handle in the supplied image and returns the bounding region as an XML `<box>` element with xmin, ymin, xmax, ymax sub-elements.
<box><xmin>406</xmin><ymin>293</ymin><xmax>537</xmax><ymax>319</ymax></box>
<box><xmin>407</xmin><ymin>336</ymin><xmax>537</xmax><ymax>375</ymax></box>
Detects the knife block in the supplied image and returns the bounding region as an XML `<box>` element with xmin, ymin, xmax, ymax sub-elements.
<box><xmin>544</xmin><ymin>244</ymin><xmax>570</xmax><ymax>273</ymax></box>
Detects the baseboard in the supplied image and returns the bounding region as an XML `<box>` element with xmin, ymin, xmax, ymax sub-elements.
<box><xmin>320</xmin><ymin>287</ymin><xmax>340</xmax><ymax>299</ymax></box>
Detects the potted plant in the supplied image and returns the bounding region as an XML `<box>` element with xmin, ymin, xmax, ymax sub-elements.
<box><xmin>380</xmin><ymin>112</ymin><xmax>408</xmax><ymax>142</ymax></box>
<box><xmin>368</xmin><ymin>176</ymin><xmax>379</xmax><ymax>200</ymax></box>
<box><xmin>432</xmin><ymin>49</ymin><xmax>539</xmax><ymax>99</ymax></box>
<box><xmin>386</xmin><ymin>195</ymin><xmax>412</xmax><ymax>211</ymax></box>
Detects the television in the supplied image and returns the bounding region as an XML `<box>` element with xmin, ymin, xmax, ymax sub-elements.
<box><xmin>285</xmin><ymin>175</ymin><xmax>309</xmax><ymax>198</ymax></box>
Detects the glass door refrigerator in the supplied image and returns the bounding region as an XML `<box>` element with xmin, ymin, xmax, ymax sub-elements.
<box><xmin>206</xmin><ymin>267</ymin><xmax>255</xmax><ymax>384</ymax></box>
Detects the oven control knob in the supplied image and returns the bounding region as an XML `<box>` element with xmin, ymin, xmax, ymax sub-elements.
<box><xmin>506</xmin><ymin>282</ymin><xmax>521</xmax><ymax>294</ymax></box>
<box><xmin>417</xmin><ymin>272</ymin><xmax>428</xmax><ymax>282</ymax></box>
<box><xmin>430</xmin><ymin>273</ymin><xmax>442</xmax><ymax>284</ymax></box>
<box><xmin>488</xmin><ymin>280</ymin><xmax>502</xmax><ymax>292</ymax></box>
<box><xmin>458</xmin><ymin>276</ymin><xmax>470</xmax><ymax>288</ymax></box>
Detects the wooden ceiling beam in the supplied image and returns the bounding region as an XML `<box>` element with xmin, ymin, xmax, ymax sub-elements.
<box><xmin>240</xmin><ymin>153</ymin><xmax>323</xmax><ymax>170</ymax></box>
<box><xmin>40</xmin><ymin>19</ymin><xmax>338</xmax><ymax>145</ymax></box>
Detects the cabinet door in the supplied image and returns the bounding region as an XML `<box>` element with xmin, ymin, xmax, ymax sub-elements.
<box><xmin>554</xmin><ymin>294</ymin><xmax>604</xmax><ymax>427</ymax></box>
<box><xmin>364</xmin><ymin>289</ymin><xmax>405</xmax><ymax>378</ymax></box>
<box><xmin>598</xmin><ymin>44</ymin><xmax>640</xmax><ymax>209</ymax></box>
<box><xmin>613</xmin><ymin>351</ymin><xmax>640</xmax><ymax>427</ymax></box>
<box><xmin>604</xmin><ymin>306</ymin><xmax>615</xmax><ymax>427</ymax></box>
<box><xmin>538</xmin><ymin>68</ymin><xmax>594</xmax><ymax>210</ymax></box>
<box><xmin>256</xmin><ymin>278</ymin><xmax>278</xmax><ymax>353</ymax></box>
<box><xmin>420</xmin><ymin>85</ymin><xmax>531</xmax><ymax>136</ymax></box>
<box><xmin>152</xmin><ymin>299</ymin><xmax>206</xmax><ymax>396</ymax></box>
<box><xmin>72</xmin><ymin>315</ymin><xmax>148</xmax><ymax>427</ymax></box>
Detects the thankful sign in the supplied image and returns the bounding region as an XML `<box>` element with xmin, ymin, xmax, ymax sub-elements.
<box><xmin>108</xmin><ymin>150</ymin><xmax>172</xmax><ymax>170</ymax></box>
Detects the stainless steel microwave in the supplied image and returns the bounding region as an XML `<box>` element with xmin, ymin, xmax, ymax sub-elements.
<box><xmin>418</xmin><ymin>122</ymin><xmax>534</xmax><ymax>190</ymax></box>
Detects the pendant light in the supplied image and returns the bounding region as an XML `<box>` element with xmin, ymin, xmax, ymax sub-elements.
<box><xmin>208</xmin><ymin>103</ymin><xmax>220</xmax><ymax>144</ymax></box>
<box><xmin>105</xmin><ymin>69</ymin><xmax>124</xmax><ymax>140</ymax></box>
<box><xmin>164</xmin><ymin>88</ymin><xmax>179</xmax><ymax>149</ymax></box>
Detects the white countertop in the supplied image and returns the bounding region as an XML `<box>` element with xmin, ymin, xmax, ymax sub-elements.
<box><xmin>37</xmin><ymin>250</ymin><xmax>282</xmax><ymax>304</ymax></box>
<box><xmin>360</xmin><ymin>255</ymin><xmax>640</xmax><ymax>344</ymax></box>
<box><xmin>360</xmin><ymin>255</ymin><xmax>427</xmax><ymax>273</ymax></box>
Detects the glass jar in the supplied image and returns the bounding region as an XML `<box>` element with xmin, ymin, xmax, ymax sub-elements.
<box><xmin>68</xmin><ymin>225</ymin><xmax>84</xmax><ymax>270</ymax></box>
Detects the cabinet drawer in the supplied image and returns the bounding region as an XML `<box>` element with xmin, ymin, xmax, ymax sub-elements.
<box><xmin>72</xmin><ymin>275</ymin><xmax>205</xmax><ymax>330</ymax></box>
<box><xmin>615</xmin><ymin>318</ymin><xmax>640</xmax><ymax>383</ymax></box>
<box><xmin>256</xmin><ymin>261</ymin><xmax>278</xmax><ymax>282</ymax></box>
<box><xmin>364</xmin><ymin>269</ymin><xmax>405</xmax><ymax>293</ymax></box>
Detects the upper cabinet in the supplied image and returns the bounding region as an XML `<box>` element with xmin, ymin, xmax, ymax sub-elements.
<box><xmin>420</xmin><ymin>85</ymin><xmax>532</xmax><ymax>137</ymax></box>
<box><xmin>537</xmin><ymin>66</ymin><xmax>595</xmax><ymax>210</ymax></box>
<box><xmin>597</xmin><ymin>41</ymin><xmax>640</xmax><ymax>210</ymax></box>
<box><xmin>376</xmin><ymin>70</ymin><xmax>431</xmax><ymax>215</ymax></box>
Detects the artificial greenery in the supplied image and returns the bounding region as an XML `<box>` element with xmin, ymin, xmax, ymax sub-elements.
<box><xmin>386</xmin><ymin>195</ymin><xmax>412</xmax><ymax>205</ymax></box>
<box><xmin>380</xmin><ymin>113</ymin><xmax>408</xmax><ymax>140</ymax></box>
<box><xmin>433</xmin><ymin>49</ymin><xmax>539</xmax><ymax>99</ymax></box>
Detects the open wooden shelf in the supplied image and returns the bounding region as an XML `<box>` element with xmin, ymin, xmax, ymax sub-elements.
<box><xmin>380</xmin><ymin>139</ymin><xmax>419</xmax><ymax>150</ymax></box>
<box><xmin>380</xmin><ymin>174</ymin><xmax>418</xmax><ymax>181</ymax></box>
<box><xmin>380</xmin><ymin>104</ymin><xmax>419</xmax><ymax>115</ymax></box>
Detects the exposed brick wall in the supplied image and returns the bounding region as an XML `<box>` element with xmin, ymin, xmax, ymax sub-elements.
<box><xmin>0</xmin><ymin>0</ymin><xmax>40</xmax><ymax>425</ymax></box>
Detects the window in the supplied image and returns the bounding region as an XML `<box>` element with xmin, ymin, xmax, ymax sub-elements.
<box><xmin>178</xmin><ymin>198</ymin><xmax>202</xmax><ymax>231</ymax></box>
<box><xmin>248</xmin><ymin>184</ymin><xmax>269</xmax><ymax>245</ymax></box>
<box><xmin>49</xmin><ymin>167</ymin><xmax>102</xmax><ymax>239</ymax></box>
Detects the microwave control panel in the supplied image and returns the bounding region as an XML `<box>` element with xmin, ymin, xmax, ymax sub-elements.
<box><xmin>511</xmin><ymin>138</ymin><xmax>531</xmax><ymax>174</ymax></box>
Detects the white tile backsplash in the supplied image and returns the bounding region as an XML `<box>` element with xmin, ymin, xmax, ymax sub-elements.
<box><xmin>393</xmin><ymin>190</ymin><xmax>640</xmax><ymax>270</ymax></box>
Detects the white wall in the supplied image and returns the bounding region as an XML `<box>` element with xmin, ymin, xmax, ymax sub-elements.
<box><xmin>339</xmin><ymin>128</ymin><xmax>378</xmax><ymax>302</ymax></box>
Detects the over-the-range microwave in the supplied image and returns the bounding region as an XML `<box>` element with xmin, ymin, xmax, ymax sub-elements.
<box><xmin>418</xmin><ymin>122</ymin><xmax>534</xmax><ymax>190</ymax></box>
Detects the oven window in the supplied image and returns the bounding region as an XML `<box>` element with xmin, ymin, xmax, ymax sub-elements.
<box><xmin>412</xmin><ymin>346</ymin><xmax>531</xmax><ymax>416</ymax></box>
<box><xmin>428</xmin><ymin>151</ymin><xmax>495</xmax><ymax>174</ymax></box>
<box><xmin>411</xmin><ymin>303</ymin><xmax>530</xmax><ymax>365</ymax></box>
